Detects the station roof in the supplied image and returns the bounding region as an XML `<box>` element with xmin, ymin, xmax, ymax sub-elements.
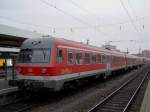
<box><xmin>0</xmin><ymin>24</ymin><xmax>43</xmax><ymax>47</ymax></box>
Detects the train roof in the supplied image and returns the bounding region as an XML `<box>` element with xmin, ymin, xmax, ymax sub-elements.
<box><xmin>22</xmin><ymin>37</ymin><xmax>142</xmax><ymax>59</ymax></box>
<box><xmin>55</xmin><ymin>38</ymin><xmax>125</xmax><ymax>56</ymax></box>
<box><xmin>21</xmin><ymin>37</ymin><xmax>55</xmax><ymax>49</ymax></box>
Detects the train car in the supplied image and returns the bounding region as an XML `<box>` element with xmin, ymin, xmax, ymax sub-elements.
<box><xmin>126</xmin><ymin>54</ymin><xmax>144</xmax><ymax>69</ymax></box>
<box><xmin>9</xmin><ymin>37</ymin><xmax>143</xmax><ymax>91</ymax></box>
<box><xmin>144</xmin><ymin>57</ymin><xmax>150</xmax><ymax>64</ymax></box>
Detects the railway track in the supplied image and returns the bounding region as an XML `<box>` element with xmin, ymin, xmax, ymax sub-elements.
<box><xmin>0</xmin><ymin>66</ymin><xmax>148</xmax><ymax>112</ymax></box>
<box><xmin>88</xmin><ymin>70</ymin><xmax>149</xmax><ymax>112</ymax></box>
<box><xmin>0</xmin><ymin>71</ymin><xmax>137</xmax><ymax>112</ymax></box>
<box><xmin>0</xmin><ymin>87</ymin><xmax>19</xmax><ymax>106</ymax></box>
<box><xmin>0</xmin><ymin>91</ymin><xmax>37</xmax><ymax>112</ymax></box>
<box><xmin>0</xmin><ymin>87</ymin><xmax>18</xmax><ymax>96</ymax></box>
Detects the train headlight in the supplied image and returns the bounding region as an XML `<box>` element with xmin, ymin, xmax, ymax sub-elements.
<box><xmin>41</xmin><ymin>68</ymin><xmax>47</xmax><ymax>74</ymax></box>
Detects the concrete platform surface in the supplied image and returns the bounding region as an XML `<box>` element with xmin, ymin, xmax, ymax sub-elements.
<box><xmin>140</xmin><ymin>79</ymin><xmax>150</xmax><ymax>112</ymax></box>
<box><xmin>0</xmin><ymin>79</ymin><xmax>12</xmax><ymax>90</ymax></box>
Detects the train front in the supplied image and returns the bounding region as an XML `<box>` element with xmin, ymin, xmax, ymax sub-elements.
<box><xmin>9</xmin><ymin>37</ymin><xmax>55</xmax><ymax>90</ymax></box>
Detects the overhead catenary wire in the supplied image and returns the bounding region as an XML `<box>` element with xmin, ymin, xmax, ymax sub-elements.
<box><xmin>119</xmin><ymin>0</ymin><xmax>144</xmax><ymax>52</ymax></box>
<box><xmin>128</xmin><ymin>0</ymin><xmax>146</xmax><ymax>30</ymax></box>
<box><xmin>0</xmin><ymin>15</ymin><xmax>53</xmax><ymax>29</ymax></box>
<box><xmin>66</xmin><ymin>0</ymin><xmax>105</xmax><ymax>30</ymax></box>
<box><xmin>0</xmin><ymin>16</ymin><xmax>150</xmax><ymax>30</ymax></box>
<box><xmin>40</xmin><ymin>0</ymin><xmax>94</xmax><ymax>28</ymax></box>
<box><xmin>66</xmin><ymin>0</ymin><xmax>112</xmax><ymax>36</ymax></box>
<box><xmin>119</xmin><ymin>0</ymin><xmax>140</xmax><ymax>33</ymax></box>
<box><xmin>0</xmin><ymin>0</ymin><xmax>149</xmax><ymax>33</ymax></box>
<box><xmin>66</xmin><ymin>0</ymin><xmax>148</xmax><ymax>32</ymax></box>
<box><xmin>39</xmin><ymin>0</ymin><xmax>110</xmax><ymax>38</ymax></box>
<box><xmin>66</xmin><ymin>0</ymin><xmax>102</xmax><ymax>21</ymax></box>
<box><xmin>0</xmin><ymin>0</ymin><xmax>148</xmax><ymax>53</ymax></box>
<box><xmin>128</xmin><ymin>0</ymin><xmax>138</xmax><ymax>19</ymax></box>
<box><xmin>0</xmin><ymin>14</ymin><xmax>149</xmax><ymax>32</ymax></box>
<box><xmin>67</xmin><ymin>0</ymin><xmax>92</xmax><ymax>14</ymax></box>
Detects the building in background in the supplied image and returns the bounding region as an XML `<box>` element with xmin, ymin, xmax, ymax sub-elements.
<box><xmin>102</xmin><ymin>44</ymin><xmax>120</xmax><ymax>52</ymax></box>
<box><xmin>142</xmin><ymin>50</ymin><xmax>150</xmax><ymax>58</ymax></box>
<box><xmin>133</xmin><ymin>50</ymin><xmax>150</xmax><ymax>59</ymax></box>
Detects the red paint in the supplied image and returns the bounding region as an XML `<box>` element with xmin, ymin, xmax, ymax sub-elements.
<box><xmin>16</xmin><ymin>38</ymin><xmax>144</xmax><ymax>77</ymax></box>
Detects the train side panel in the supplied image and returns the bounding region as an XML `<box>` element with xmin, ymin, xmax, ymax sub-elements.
<box><xmin>9</xmin><ymin>37</ymin><xmax>144</xmax><ymax>91</ymax></box>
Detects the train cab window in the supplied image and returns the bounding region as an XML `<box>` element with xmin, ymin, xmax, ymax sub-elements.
<box><xmin>76</xmin><ymin>50</ymin><xmax>82</xmax><ymax>64</ymax></box>
<box><xmin>92</xmin><ymin>53</ymin><xmax>96</xmax><ymax>64</ymax></box>
<box><xmin>32</xmin><ymin>48</ymin><xmax>50</xmax><ymax>63</ymax></box>
<box><xmin>57</xmin><ymin>48</ymin><xmax>63</xmax><ymax>63</ymax></box>
<box><xmin>18</xmin><ymin>49</ymin><xmax>32</xmax><ymax>63</ymax></box>
<box><xmin>18</xmin><ymin>48</ymin><xmax>50</xmax><ymax>63</ymax></box>
<box><xmin>97</xmin><ymin>54</ymin><xmax>101</xmax><ymax>63</ymax></box>
<box><xmin>68</xmin><ymin>49</ymin><xmax>73</xmax><ymax>64</ymax></box>
<box><xmin>84</xmin><ymin>52</ymin><xmax>90</xmax><ymax>64</ymax></box>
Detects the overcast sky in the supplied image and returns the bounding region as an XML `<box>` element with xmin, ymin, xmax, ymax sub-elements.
<box><xmin>0</xmin><ymin>0</ymin><xmax>150</xmax><ymax>53</ymax></box>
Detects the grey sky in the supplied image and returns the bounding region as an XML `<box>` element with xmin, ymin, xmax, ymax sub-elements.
<box><xmin>0</xmin><ymin>0</ymin><xmax>150</xmax><ymax>53</ymax></box>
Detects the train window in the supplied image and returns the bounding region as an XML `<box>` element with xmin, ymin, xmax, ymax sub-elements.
<box><xmin>57</xmin><ymin>48</ymin><xmax>63</xmax><ymax>63</ymax></box>
<box><xmin>92</xmin><ymin>53</ymin><xmax>96</xmax><ymax>64</ymax></box>
<box><xmin>114</xmin><ymin>56</ymin><xmax>119</xmax><ymax>62</ymax></box>
<box><xmin>97</xmin><ymin>54</ymin><xmax>101</xmax><ymax>63</ymax></box>
<box><xmin>18</xmin><ymin>48</ymin><xmax>50</xmax><ymax>63</ymax></box>
<box><xmin>18</xmin><ymin>49</ymin><xmax>32</xmax><ymax>63</ymax></box>
<box><xmin>32</xmin><ymin>49</ymin><xmax>50</xmax><ymax>63</ymax></box>
<box><xmin>84</xmin><ymin>52</ymin><xmax>90</xmax><ymax>64</ymax></box>
<box><xmin>76</xmin><ymin>50</ymin><xmax>82</xmax><ymax>64</ymax></box>
<box><xmin>121</xmin><ymin>57</ymin><xmax>125</xmax><ymax>62</ymax></box>
<box><xmin>68</xmin><ymin>49</ymin><xmax>73</xmax><ymax>64</ymax></box>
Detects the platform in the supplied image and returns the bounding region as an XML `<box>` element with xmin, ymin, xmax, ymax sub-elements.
<box><xmin>0</xmin><ymin>78</ymin><xmax>11</xmax><ymax>90</ymax></box>
<box><xmin>140</xmin><ymin>77</ymin><xmax>150</xmax><ymax>112</ymax></box>
<box><xmin>0</xmin><ymin>78</ymin><xmax>18</xmax><ymax>96</ymax></box>
<box><xmin>0</xmin><ymin>69</ymin><xmax>17</xmax><ymax>90</ymax></box>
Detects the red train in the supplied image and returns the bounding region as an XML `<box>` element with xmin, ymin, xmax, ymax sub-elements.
<box><xmin>9</xmin><ymin>37</ymin><xmax>144</xmax><ymax>91</ymax></box>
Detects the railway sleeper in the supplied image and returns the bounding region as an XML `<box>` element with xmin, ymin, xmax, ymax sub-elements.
<box><xmin>104</xmin><ymin>103</ymin><xmax>126</xmax><ymax>107</ymax></box>
<box><xmin>102</xmin><ymin>105</ymin><xmax>125</xmax><ymax>110</ymax></box>
<box><xmin>98</xmin><ymin>108</ymin><xmax>122</xmax><ymax>112</ymax></box>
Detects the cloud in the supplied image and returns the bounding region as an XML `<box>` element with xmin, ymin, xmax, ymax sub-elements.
<box><xmin>0</xmin><ymin>0</ymin><xmax>149</xmax><ymax>53</ymax></box>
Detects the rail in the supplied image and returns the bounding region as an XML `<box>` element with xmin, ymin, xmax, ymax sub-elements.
<box><xmin>88</xmin><ymin>70</ymin><xmax>149</xmax><ymax>112</ymax></box>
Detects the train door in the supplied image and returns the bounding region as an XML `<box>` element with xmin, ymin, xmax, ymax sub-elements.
<box><xmin>101</xmin><ymin>54</ymin><xmax>111</xmax><ymax>79</ymax></box>
<box><xmin>124</xmin><ymin>53</ymin><xmax>128</xmax><ymax>70</ymax></box>
<box><xmin>106</xmin><ymin>63</ymin><xmax>110</xmax><ymax>71</ymax></box>
<box><xmin>106</xmin><ymin>55</ymin><xmax>112</xmax><ymax>76</ymax></box>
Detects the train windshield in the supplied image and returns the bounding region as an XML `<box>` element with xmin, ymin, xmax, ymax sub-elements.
<box><xmin>18</xmin><ymin>48</ymin><xmax>51</xmax><ymax>63</ymax></box>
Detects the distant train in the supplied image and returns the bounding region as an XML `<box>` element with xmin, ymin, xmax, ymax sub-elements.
<box><xmin>9</xmin><ymin>37</ymin><xmax>144</xmax><ymax>91</ymax></box>
<box><xmin>144</xmin><ymin>58</ymin><xmax>150</xmax><ymax>64</ymax></box>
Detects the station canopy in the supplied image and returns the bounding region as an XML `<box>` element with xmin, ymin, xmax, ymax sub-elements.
<box><xmin>0</xmin><ymin>24</ymin><xmax>43</xmax><ymax>47</ymax></box>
